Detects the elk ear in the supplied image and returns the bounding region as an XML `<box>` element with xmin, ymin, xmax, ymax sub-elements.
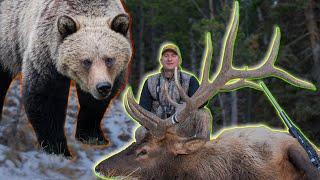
<box><xmin>135</xmin><ymin>126</ymin><xmax>149</xmax><ymax>143</ymax></box>
<box><xmin>57</xmin><ymin>15</ymin><xmax>79</xmax><ymax>39</ymax></box>
<box><xmin>111</xmin><ymin>14</ymin><xmax>129</xmax><ymax>36</ymax></box>
<box><xmin>173</xmin><ymin>138</ymin><xmax>206</xmax><ymax>155</ymax></box>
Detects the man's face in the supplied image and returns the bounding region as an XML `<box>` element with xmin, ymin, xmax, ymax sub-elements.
<box><xmin>161</xmin><ymin>50</ymin><xmax>179</xmax><ymax>70</ymax></box>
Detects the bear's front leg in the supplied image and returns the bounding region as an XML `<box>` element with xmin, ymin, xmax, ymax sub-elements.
<box><xmin>75</xmin><ymin>86</ymin><xmax>110</xmax><ymax>145</ymax></box>
<box><xmin>22</xmin><ymin>69</ymin><xmax>71</xmax><ymax>156</ymax></box>
<box><xmin>75</xmin><ymin>69</ymin><xmax>127</xmax><ymax>145</ymax></box>
<box><xmin>0</xmin><ymin>65</ymin><xmax>13</xmax><ymax>120</ymax></box>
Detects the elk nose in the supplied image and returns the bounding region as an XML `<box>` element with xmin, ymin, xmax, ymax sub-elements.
<box><xmin>95</xmin><ymin>163</ymin><xmax>103</xmax><ymax>174</ymax></box>
<box><xmin>96</xmin><ymin>82</ymin><xmax>112</xmax><ymax>96</ymax></box>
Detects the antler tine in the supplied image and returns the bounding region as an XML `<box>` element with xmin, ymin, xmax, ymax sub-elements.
<box><xmin>163</xmin><ymin>80</ymin><xmax>180</xmax><ymax>108</ymax></box>
<box><xmin>220</xmin><ymin>78</ymin><xmax>262</xmax><ymax>92</ymax></box>
<box><xmin>225</xmin><ymin>26</ymin><xmax>316</xmax><ymax>91</ymax></box>
<box><xmin>199</xmin><ymin>32</ymin><xmax>213</xmax><ymax>85</ymax></box>
<box><xmin>125</xmin><ymin>89</ymin><xmax>164</xmax><ymax>127</ymax></box>
<box><xmin>162</xmin><ymin>67</ymin><xmax>196</xmax><ymax>124</ymax></box>
<box><xmin>214</xmin><ymin>1</ymin><xmax>239</xmax><ymax>79</ymax></box>
<box><xmin>230</xmin><ymin>26</ymin><xmax>281</xmax><ymax>79</ymax></box>
<box><xmin>125</xmin><ymin>96</ymin><xmax>167</xmax><ymax>138</ymax></box>
<box><xmin>171</xmin><ymin>19</ymin><xmax>217</xmax><ymax>123</ymax></box>
<box><xmin>158</xmin><ymin>1</ymin><xmax>315</xmax><ymax>129</ymax></box>
<box><xmin>271</xmin><ymin>66</ymin><xmax>315</xmax><ymax>90</ymax></box>
<box><xmin>124</xmin><ymin>95</ymin><xmax>157</xmax><ymax>131</ymax></box>
<box><xmin>192</xmin><ymin>1</ymin><xmax>240</xmax><ymax>101</ymax></box>
<box><xmin>174</xmin><ymin>67</ymin><xmax>191</xmax><ymax>102</ymax></box>
<box><xmin>196</xmin><ymin>1</ymin><xmax>314</xmax><ymax>100</ymax></box>
<box><xmin>256</xmin><ymin>26</ymin><xmax>280</xmax><ymax>69</ymax></box>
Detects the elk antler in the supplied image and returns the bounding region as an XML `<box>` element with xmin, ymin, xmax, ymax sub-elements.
<box><xmin>124</xmin><ymin>1</ymin><xmax>315</xmax><ymax>137</ymax></box>
<box><xmin>124</xmin><ymin>88</ymin><xmax>173</xmax><ymax>138</ymax></box>
<box><xmin>173</xmin><ymin>1</ymin><xmax>315</xmax><ymax>123</ymax></box>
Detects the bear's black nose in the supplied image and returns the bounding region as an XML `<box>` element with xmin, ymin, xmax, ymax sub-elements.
<box><xmin>96</xmin><ymin>82</ymin><xmax>112</xmax><ymax>96</ymax></box>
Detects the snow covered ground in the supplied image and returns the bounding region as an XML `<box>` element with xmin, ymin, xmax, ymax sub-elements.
<box><xmin>0</xmin><ymin>78</ymin><xmax>138</xmax><ymax>179</ymax></box>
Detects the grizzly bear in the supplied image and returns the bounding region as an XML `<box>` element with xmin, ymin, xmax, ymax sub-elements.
<box><xmin>0</xmin><ymin>0</ymin><xmax>132</xmax><ymax>157</ymax></box>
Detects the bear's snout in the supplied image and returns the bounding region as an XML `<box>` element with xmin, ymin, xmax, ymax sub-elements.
<box><xmin>96</xmin><ymin>82</ymin><xmax>112</xmax><ymax>97</ymax></box>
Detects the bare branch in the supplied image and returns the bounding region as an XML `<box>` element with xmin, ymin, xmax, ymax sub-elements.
<box><xmin>189</xmin><ymin>0</ymin><xmax>208</xmax><ymax>19</ymax></box>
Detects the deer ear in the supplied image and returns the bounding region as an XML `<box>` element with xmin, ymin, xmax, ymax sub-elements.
<box><xmin>173</xmin><ymin>138</ymin><xmax>206</xmax><ymax>155</ymax></box>
<box><xmin>57</xmin><ymin>15</ymin><xmax>79</xmax><ymax>39</ymax></box>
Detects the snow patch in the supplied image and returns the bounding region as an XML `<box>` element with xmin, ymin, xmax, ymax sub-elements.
<box><xmin>0</xmin><ymin>79</ymin><xmax>138</xmax><ymax>179</ymax></box>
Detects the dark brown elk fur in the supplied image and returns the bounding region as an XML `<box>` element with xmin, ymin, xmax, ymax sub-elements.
<box><xmin>95</xmin><ymin>126</ymin><xmax>320</xmax><ymax>180</ymax></box>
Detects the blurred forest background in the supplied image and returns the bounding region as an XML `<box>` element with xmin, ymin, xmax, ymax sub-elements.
<box><xmin>123</xmin><ymin>0</ymin><xmax>320</xmax><ymax>146</ymax></box>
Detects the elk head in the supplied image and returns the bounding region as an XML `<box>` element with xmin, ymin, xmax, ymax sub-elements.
<box><xmin>94</xmin><ymin>1</ymin><xmax>315</xmax><ymax>179</ymax></box>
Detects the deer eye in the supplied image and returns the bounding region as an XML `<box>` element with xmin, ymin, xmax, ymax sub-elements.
<box><xmin>136</xmin><ymin>149</ymin><xmax>147</xmax><ymax>157</ymax></box>
<box><xmin>82</xmin><ymin>59</ymin><xmax>92</xmax><ymax>69</ymax></box>
<box><xmin>104</xmin><ymin>57</ymin><xmax>115</xmax><ymax>68</ymax></box>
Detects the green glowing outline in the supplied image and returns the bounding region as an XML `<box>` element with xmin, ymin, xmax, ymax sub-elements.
<box><xmin>259</xmin><ymin>81</ymin><xmax>319</xmax><ymax>154</ymax></box>
<box><xmin>93</xmin><ymin>1</ymin><xmax>318</xmax><ymax>179</ymax></box>
<box><xmin>200</xmin><ymin>1</ymin><xmax>315</xmax><ymax>92</ymax></box>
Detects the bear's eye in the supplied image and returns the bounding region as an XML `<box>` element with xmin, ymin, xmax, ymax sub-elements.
<box><xmin>82</xmin><ymin>59</ymin><xmax>92</xmax><ymax>69</ymax></box>
<box><xmin>105</xmin><ymin>58</ymin><xmax>115</xmax><ymax>68</ymax></box>
<box><xmin>136</xmin><ymin>149</ymin><xmax>147</xmax><ymax>157</ymax></box>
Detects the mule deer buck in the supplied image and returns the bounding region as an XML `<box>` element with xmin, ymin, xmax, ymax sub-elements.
<box><xmin>95</xmin><ymin>2</ymin><xmax>319</xmax><ymax>179</ymax></box>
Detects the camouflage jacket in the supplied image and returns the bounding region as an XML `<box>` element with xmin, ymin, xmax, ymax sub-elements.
<box><xmin>139</xmin><ymin>70</ymin><xmax>200</xmax><ymax>119</ymax></box>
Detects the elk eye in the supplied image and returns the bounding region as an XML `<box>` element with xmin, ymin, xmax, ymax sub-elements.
<box><xmin>82</xmin><ymin>59</ymin><xmax>92</xmax><ymax>69</ymax></box>
<box><xmin>136</xmin><ymin>149</ymin><xmax>147</xmax><ymax>157</ymax></box>
<box><xmin>105</xmin><ymin>58</ymin><xmax>115</xmax><ymax>68</ymax></box>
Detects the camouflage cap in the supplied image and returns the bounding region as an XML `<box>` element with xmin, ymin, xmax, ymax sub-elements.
<box><xmin>158</xmin><ymin>42</ymin><xmax>182</xmax><ymax>62</ymax></box>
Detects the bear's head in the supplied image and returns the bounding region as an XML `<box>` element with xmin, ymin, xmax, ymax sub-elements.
<box><xmin>56</xmin><ymin>14</ymin><xmax>132</xmax><ymax>100</ymax></box>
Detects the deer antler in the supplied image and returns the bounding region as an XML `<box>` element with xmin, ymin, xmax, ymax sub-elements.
<box><xmin>124</xmin><ymin>1</ymin><xmax>315</xmax><ymax>137</ymax></box>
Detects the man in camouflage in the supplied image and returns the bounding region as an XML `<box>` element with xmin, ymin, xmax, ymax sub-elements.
<box><xmin>136</xmin><ymin>42</ymin><xmax>211</xmax><ymax>142</ymax></box>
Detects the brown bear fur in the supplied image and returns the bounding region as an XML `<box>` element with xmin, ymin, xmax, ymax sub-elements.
<box><xmin>0</xmin><ymin>0</ymin><xmax>133</xmax><ymax>157</ymax></box>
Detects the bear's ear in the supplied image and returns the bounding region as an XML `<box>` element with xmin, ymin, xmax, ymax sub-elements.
<box><xmin>111</xmin><ymin>14</ymin><xmax>130</xmax><ymax>36</ymax></box>
<box><xmin>57</xmin><ymin>15</ymin><xmax>79</xmax><ymax>39</ymax></box>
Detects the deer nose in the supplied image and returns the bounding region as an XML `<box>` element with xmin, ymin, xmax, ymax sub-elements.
<box><xmin>96</xmin><ymin>82</ymin><xmax>112</xmax><ymax>96</ymax></box>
